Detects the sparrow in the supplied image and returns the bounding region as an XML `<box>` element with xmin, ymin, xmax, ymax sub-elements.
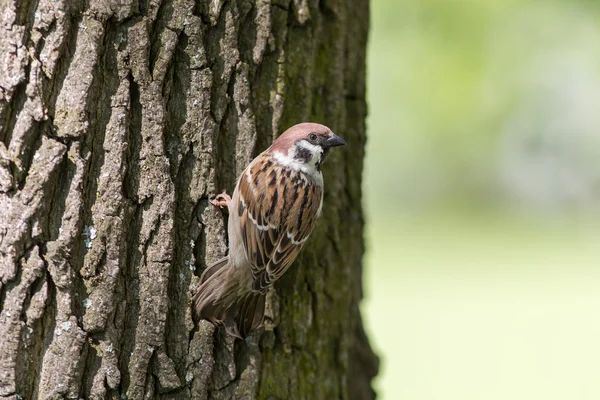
<box><xmin>193</xmin><ymin>122</ymin><xmax>346</xmax><ymax>338</ymax></box>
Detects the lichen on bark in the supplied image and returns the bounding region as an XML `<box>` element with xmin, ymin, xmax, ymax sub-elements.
<box><xmin>0</xmin><ymin>0</ymin><xmax>378</xmax><ymax>399</ymax></box>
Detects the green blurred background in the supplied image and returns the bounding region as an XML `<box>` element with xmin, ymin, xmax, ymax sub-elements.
<box><xmin>362</xmin><ymin>0</ymin><xmax>600</xmax><ymax>398</ymax></box>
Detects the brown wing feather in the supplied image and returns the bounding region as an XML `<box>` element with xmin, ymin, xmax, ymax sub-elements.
<box><xmin>237</xmin><ymin>154</ymin><xmax>323</xmax><ymax>293</ymax></box>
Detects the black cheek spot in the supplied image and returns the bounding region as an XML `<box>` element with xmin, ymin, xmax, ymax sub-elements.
<box><xmin>294</xmin><ymin>147</ymin><xmax>312</xmax><ymax>163</ymax></box>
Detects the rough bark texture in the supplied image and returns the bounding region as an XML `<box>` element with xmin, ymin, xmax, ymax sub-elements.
<box><xmin>0</xmin><ymin>0</ymin><xmax>377</xmax><ymax>399</ymax></box>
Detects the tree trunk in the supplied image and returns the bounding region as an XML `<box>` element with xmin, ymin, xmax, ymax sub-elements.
<box><xmin>0</xmin><ymin>0</ymin><xmax>377</xmax><ymax>399</ymax></box>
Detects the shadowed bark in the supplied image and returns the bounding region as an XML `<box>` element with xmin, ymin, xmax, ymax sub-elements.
<box><xmin>0</xmin><ymin>0</ymin><xmax>378</xmax><ymax>399</ymax></box>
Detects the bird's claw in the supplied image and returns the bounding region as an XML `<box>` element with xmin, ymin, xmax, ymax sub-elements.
<box><xmin>211</xmin><ymin>190</ymin><xmax>231</xmax><ymax>208</ymax></box>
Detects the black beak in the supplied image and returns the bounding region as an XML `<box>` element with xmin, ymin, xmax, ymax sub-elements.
<box><xmin>325</xmin><ymin>133</ymin><xmax>346</xmax><ymax>148</ymax></box>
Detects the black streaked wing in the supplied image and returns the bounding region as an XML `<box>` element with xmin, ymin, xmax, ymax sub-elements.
<box><xmin>237</xmin><ymin>154</ymin><xmax>323</xmax><ymax>293</ymax></box>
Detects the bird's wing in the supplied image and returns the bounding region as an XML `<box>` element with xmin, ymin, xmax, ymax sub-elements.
<box><xmin>237</xmin><ymin>154</ymin><xmax>323</xmax><ymax>292</ymax></box>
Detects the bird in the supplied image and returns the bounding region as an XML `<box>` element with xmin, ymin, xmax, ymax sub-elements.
<box><xmin>193</xmin><ymin>122</ymin><xmax>346</xmax><ymax>338</ymax></box>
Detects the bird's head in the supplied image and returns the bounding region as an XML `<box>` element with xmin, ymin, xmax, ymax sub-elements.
<box><xmin>269</xmin><ymin>122</ymin><xmax>346</xmax><ymax>174</ymax></box>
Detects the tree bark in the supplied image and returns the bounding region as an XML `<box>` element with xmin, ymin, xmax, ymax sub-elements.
<box><xmin>0</xmin><ymin>0</ymin><xmax>378</xmax><ymax>399</ymax></box>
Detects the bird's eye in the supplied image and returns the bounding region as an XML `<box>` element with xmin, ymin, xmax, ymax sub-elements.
<box><xmin>308</xmin><ymin>133</ymin><xmax>318</xmax><ymax>141</ymax></box>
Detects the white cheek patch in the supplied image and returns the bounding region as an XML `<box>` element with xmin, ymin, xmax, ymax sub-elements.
<box><xmin>274</xmin><ymin>140</ymin><xmax>322</xmax><ymax>170</ymax></box>
<box><xmin>293</xmin><ymin>141</ymin><xmax>324</xmax><ymax>168</ymax></box>
<box><xmin>272</xmin><ymin>142</ymin><xmax>325</xmax><ymax>186</ymax></box>
<box><xmin>273</xmin><ymin>151</ymin><xmax>303</xmax><ymax>170</ymax></box>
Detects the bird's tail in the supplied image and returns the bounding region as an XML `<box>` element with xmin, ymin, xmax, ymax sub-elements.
<box><xmin>192</xmin><ymin>257</ymin><xmax>265</xmax><ymax>338</ymax></box>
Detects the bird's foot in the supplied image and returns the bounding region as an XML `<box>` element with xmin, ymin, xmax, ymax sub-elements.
<box><xmin>211</xmin><ymin>190</ymin><xmax>232</xmax><ymax>208</ymax></box>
